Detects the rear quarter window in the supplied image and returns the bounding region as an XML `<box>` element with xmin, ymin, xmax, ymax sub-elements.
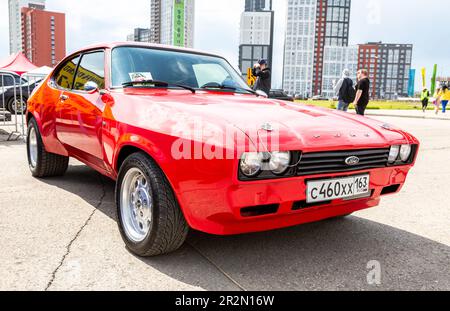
<box><xmin>53</xmin><ymin>56</ymin><xmax>81</xmax><ymax>89</ymax></box>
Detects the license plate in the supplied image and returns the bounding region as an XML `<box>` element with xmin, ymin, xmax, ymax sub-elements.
<box><xmin>306</xmin><ymin>174</ymin><xmax>370</xmax><ymax>204</ymax></box>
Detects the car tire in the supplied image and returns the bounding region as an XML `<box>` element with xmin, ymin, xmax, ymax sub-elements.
<box><xmin>116</xmin><ymin>152</ymin><xmax>189</xmax><ymax>257</ymax></box>
<box><xmin>7</xmin><ymin>96</ymin><xmax>27</xmax><ymax>115</ymax></box>
<box><xmin>27</xmin><ymin>118</ymin><xmax>69</xmax><ymax>178</ymax></box>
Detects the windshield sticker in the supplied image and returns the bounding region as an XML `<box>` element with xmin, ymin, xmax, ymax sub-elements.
<box><xmin>129</xmin><ymin>72</ymin><xmax>153</xmax><ymax>82</ymax></box>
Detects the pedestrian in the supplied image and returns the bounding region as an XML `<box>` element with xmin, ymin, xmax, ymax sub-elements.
<box><xmin>353</xmin><ymin>69</ymin><xmax>371</xmax><ymax>116</ymax></box>
<box><xmin>433</xmin><ymin>87</ymin><xmax>441</xmax><ymax>115</ymax></box>
<box><xmin>333</xmin><ymin>69</ymin><xmax>355</xmax><ymax>112</ymax></box>
<box><xmin>252</xmin><ymin>59</ymin><xmax>272</xmax><ymax>96</ymax></box>
<box><xmin>438</xmin><ymin>85</ymin><xmax>450</xmax><ymax>113</ymax></box>
<box><xmin>421</xmin><ymin>87</ymin><xmax>430</xmax><ymax>112</ymax></box>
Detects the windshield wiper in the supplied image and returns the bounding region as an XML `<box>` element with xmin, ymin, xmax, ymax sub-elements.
<box><xmin>122</xmin><ymin>80</ymin><xmax>196</xmax><ymax>94</ymax></box>
<box><xmin>201</xmin><ymin>84</ymin><xmax>257</xmax><ymax>95</ymax></box>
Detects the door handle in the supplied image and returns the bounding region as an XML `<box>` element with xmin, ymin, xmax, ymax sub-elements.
<box><xmin>60</xmin><ymin>94</ymin><xmax>69</xmax><ymax>101</ymax></box>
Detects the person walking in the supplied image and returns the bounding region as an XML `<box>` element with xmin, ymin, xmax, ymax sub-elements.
<box><xmin>438</xmin><ymin>85</ymin><xmax>450</xmax><ymax>113</ymax></box>
<box><xmin>421</xmin><ymin>87</ymin><xmax>430</xmax><ymax>112</ymax></box>
<box><xmin>333</xmin><ymin>69</ymin><xmax>355</xmax><ymax>112</ymax></box>
<box><xmin>252</xmin><ymin>59</ymin><xmax>272</xmax><ymax>96</ymax></box>
<box><xmin>433</xmin><ymin>87</ymin><xmax>441</xmax><ymax>115</ymax></box>
<box><xmin>353</xmin><ymin>69</ymin><xmax>371</xmax><ymax>116</ymax></box>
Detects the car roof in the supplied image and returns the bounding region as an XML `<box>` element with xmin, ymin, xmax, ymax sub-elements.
<box><xmin>71</xmin><ymin>42</ymin><xmax>224</xmax><ymax>59</ymax></box>
<box><xmin>0</xmin><ymin>70</ymin><xmax>20</xmax><ymax>76</ymax></box>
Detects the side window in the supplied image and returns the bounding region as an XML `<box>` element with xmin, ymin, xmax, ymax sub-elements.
<box><xmin>0</xmin><ymin>75</ymin><xmax>15</xmax><ymax>87</ymax></box>
<box><xmin>15</xmin><ymin>76</ymin><xmax>24</xmax><ymax>85</ymax></box>
<box><xmin>5</xmin><ymin>76</ymin><xmax>14</xmax><ymax>86</ymax></box>
<box><xmin>54</xmin><ymin>55</ymin><xmax>81</xmax><ymax>89</ymax></box>
<box><xmin>73</xmin><ymin>52</ymin><xmax>105</xmax><ymax>91</ymax></box>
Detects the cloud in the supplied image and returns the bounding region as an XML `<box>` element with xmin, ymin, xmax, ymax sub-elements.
<box><xmin>47</xmin><ymin>0</ymin><xmax>149</xmax><ymax>54</ymax></box>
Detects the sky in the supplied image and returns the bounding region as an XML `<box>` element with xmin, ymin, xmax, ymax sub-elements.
<box><xmin>0</xmin><ymin>0</ymin><xmax>449</xmax><ymax>89</ymax></box>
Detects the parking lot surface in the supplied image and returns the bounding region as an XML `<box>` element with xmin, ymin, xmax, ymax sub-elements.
<box><xmin>0</xmin><ymin>116</ymin><xmax>449</xmax><ymax>291</ymax></box>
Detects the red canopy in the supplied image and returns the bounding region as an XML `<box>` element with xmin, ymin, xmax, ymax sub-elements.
<box><xmin>0</xmin><ymin>52</ymin><xmax>37</xmax><ymax>75</ymax></box>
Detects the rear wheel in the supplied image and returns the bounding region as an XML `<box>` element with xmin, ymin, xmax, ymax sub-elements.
<box><xmin>27</xmin><ymin>118</ymin><xmax>69</xmax><ymax>178</ymax></box>
<box><xmin>116</xmin><ymin>152</ymin><xmax>189</xmax><ymax>257</ymax></box>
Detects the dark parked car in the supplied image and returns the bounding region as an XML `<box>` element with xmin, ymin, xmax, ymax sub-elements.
<box><xmin>0</xmin><ymin>71</ymin><xmax>41</xmax><ymax>114</ymax></box>
<box><xmin>269</xmin><ymin>89</ymin><xmax>294</xmax><ymax>102</ymax></box>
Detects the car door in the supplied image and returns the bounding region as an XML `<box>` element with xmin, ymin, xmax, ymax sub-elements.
<box><xmin>53</xmin><ymin>54</ymin><xmax>81</xmax><ymax>145</ymax></box>
<box><xmin>64</xmin><ymin>51</ymin><xmax>106</xmax><ymax>165</ymax></box>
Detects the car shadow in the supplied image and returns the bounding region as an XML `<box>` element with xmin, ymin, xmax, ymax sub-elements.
<box><xmin>39</xmin><ymin>163</ymin><xmax>450</xmax><ymax>291</ymax></box>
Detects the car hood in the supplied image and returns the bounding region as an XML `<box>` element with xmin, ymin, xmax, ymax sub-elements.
<box><xmin>113</xmin><ymin>90</ymin><xmax>411</xmax><ymax>151</ymax></box>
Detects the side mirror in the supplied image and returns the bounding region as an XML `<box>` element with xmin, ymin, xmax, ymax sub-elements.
<box><xmin>84</xmin><ymin>81</ymin><xmax>99</xmax><ymax>93</ymax></box>
<box><xmin>256</xmin><ymin>90</ymin><xmax>268</xmax><ymax>98</ymax></box>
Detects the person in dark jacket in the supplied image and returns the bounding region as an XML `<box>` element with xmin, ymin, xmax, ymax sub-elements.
<box><xmin>421</xmin><ymin>87</ymin><xmax>430</xmax><ymax>112</ymax></box>
<box><xmin>252</xmin><ymin>59</ymin><xmax>271</xmax><ymax>96</ymax></box>
<box><xmin>353</xmin><ymin>69</ymin><xmax>371</xmax><ymax>116</ymax></box>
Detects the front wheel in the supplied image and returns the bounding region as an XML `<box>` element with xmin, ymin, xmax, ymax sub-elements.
<box><xmin>116</xmin><ymin>152</ymin><xmax>189</xmax><ymax>257</ymax></box>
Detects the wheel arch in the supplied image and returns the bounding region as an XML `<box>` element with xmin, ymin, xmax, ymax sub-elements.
<box><xmin>26</xmin><ymin>109</ymin><xmax>69</xmax><ymax>157</ymax></box>
<box><xmin>114</xmin><ymin>140</ymin><xmax>177</xmax><ymax>191</ymax></box>
<box><xmin>116</xmin><ymin>145</ymin><xmax>147</xmax><ymax>172</ymax></box>
<box><xmin>114</xmin><ymin>142</ymin><xmax>194</xmax><ymax>228</ymax></box>
<box><xmin>26</xmin><ymin>111</ymin><xmax>35</xmax><ymax>124</ymax></box>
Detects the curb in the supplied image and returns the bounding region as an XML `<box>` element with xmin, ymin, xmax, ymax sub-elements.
<box><xmin>365</xmin><ymin>113</ymin><xmax>450</xmax><ymax>121</ymax></box>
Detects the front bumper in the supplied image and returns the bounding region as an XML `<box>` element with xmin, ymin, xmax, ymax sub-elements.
<box><xmin>177</xmin><ymin>166</ymin><xmax>412</xmax><ymax>235</ymax></box>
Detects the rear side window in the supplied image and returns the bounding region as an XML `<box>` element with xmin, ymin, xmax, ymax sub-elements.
<box><xmin>0</xmin><ymin>75</ymin><xmax>15</xmax><ymax>87</ymax></box>
<box><xmin>15</xmin><ymin>76</ymin><xmax>23</xmax><ymax>85</ymax></box>
<box><xmin>73</xmin><ymin>51</ymin><xmax>105</xmax><ymax>91</ymax></box>
<box><xmin>54</xmin><ymin>55</ymin><xmax>81</xmax><ymax>89</ymax></box>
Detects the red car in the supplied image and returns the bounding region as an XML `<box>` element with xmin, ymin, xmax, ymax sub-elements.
<box><xmin>26</xmin><ymin>42</ymin><xmax>419</xmax><ymax>257</ymax></box>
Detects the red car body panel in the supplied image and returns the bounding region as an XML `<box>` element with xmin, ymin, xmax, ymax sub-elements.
<box><xmin>27</xmin><ymin>43</ymin><xmax>419</xmax><ymax>235</ymax></box>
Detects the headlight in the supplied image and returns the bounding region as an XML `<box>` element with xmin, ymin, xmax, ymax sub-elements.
<box><xmin>388</xmin><ymin>145</ymin><xmax>400</xmax><ymax>163</ymax></box>
<box><xmin>240</xmin><ymin>153</ymin><xmax>263</xmax><ymax>177</ymax></box>
<box><xmin>399</xmin><ymin>145</ymin><xmax>412</xmax><ymax>162</ymax></box>
<box><xmin>269</xmin><ymin>151</ymin><xmax>291</xmax><ymax>174</ymax></box>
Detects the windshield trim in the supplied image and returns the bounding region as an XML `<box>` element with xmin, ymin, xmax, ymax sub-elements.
<box><xmin>109</xmin><ymin>45</ymin><xmax>251</xmax><ymax>92</ymax></box>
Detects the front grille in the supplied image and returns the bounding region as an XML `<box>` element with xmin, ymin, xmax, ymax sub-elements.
<box><xmin>297</xmin><ymin>148</ymin><xmax>390</xmax><ymax>176</ymax></box>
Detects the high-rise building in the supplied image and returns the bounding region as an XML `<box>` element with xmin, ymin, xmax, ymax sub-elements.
<box><xmin>378</xmin><ymin>43</ymin><xmax>413</xmax><ymax>99</ymax></box>
<box><xmin>283</xmin><ymin>0</ymin><xmax>351</xmax><ymax>97</ymax></box>
<box><xmin>21</xmin><ymin>7</ymin><xmax>66</xmax><ymax>67</ymax></box>
<box><xmin>312</xmin><ymin>0</ymin><xmax>351</xmax><ymax>95</ymax></box>
<box><xmin>245</xmin><ymin>0</ymin><xmax>272</xmax><ymax>12</ymax></box>
<box><xmin>321</xmin><ymin>45</ymin><xmax>358</xmax><ymax>98</ymax></box>
<box><xmin>150</xmin><ymin>0</ymin><xmax>161</xmax><ymax>44</ymax></box>
<box><xmin>357</xmin><ymin>43</ymin><xmax>380</xmax><ymax>99</ymax></box>
<box><xmin>238</xmin><ymin>2</ymin><xmax>274</xmax><ymax>78</ymax></box>
<box><xmin>8</xmin><ymin>0</ymin><xmax>46</xmax><ymax>54</ymax></box>
<box><xmin>127</xmin><ymin>28</ymin><xmax>151</xmax><ymax>42</ymax></box>
<box><xmin>149</xmin><ymin>0</ymin><xmax>195</xmax><ymax>48</ymax></box>
<box><xmin>283</xmin><ymin>0</ymin><xmax>317</xmax><ymax>97</ymax></box>
<box><xmin>358</xmin><ymin>42</ymin><xmax>413</xmax><ymax>99</ymax></box>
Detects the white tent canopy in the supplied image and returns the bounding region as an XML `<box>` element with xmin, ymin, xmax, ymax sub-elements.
<box><xmin>25</xmin><ymin>66</ymin><xmax>53</xmax><ymax>76</ymax></box>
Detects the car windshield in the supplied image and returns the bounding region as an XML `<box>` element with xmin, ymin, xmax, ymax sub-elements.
<box><xmin>111</xmin><ymin>46</ymin><xmax>251</xmax><ymax>93</ymax></box>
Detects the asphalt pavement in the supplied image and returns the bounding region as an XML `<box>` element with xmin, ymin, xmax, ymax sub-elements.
<box><xmin>0</xmin><ymin>116</ymin><xmax>449</xmax><ymax>291</ymax></box>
